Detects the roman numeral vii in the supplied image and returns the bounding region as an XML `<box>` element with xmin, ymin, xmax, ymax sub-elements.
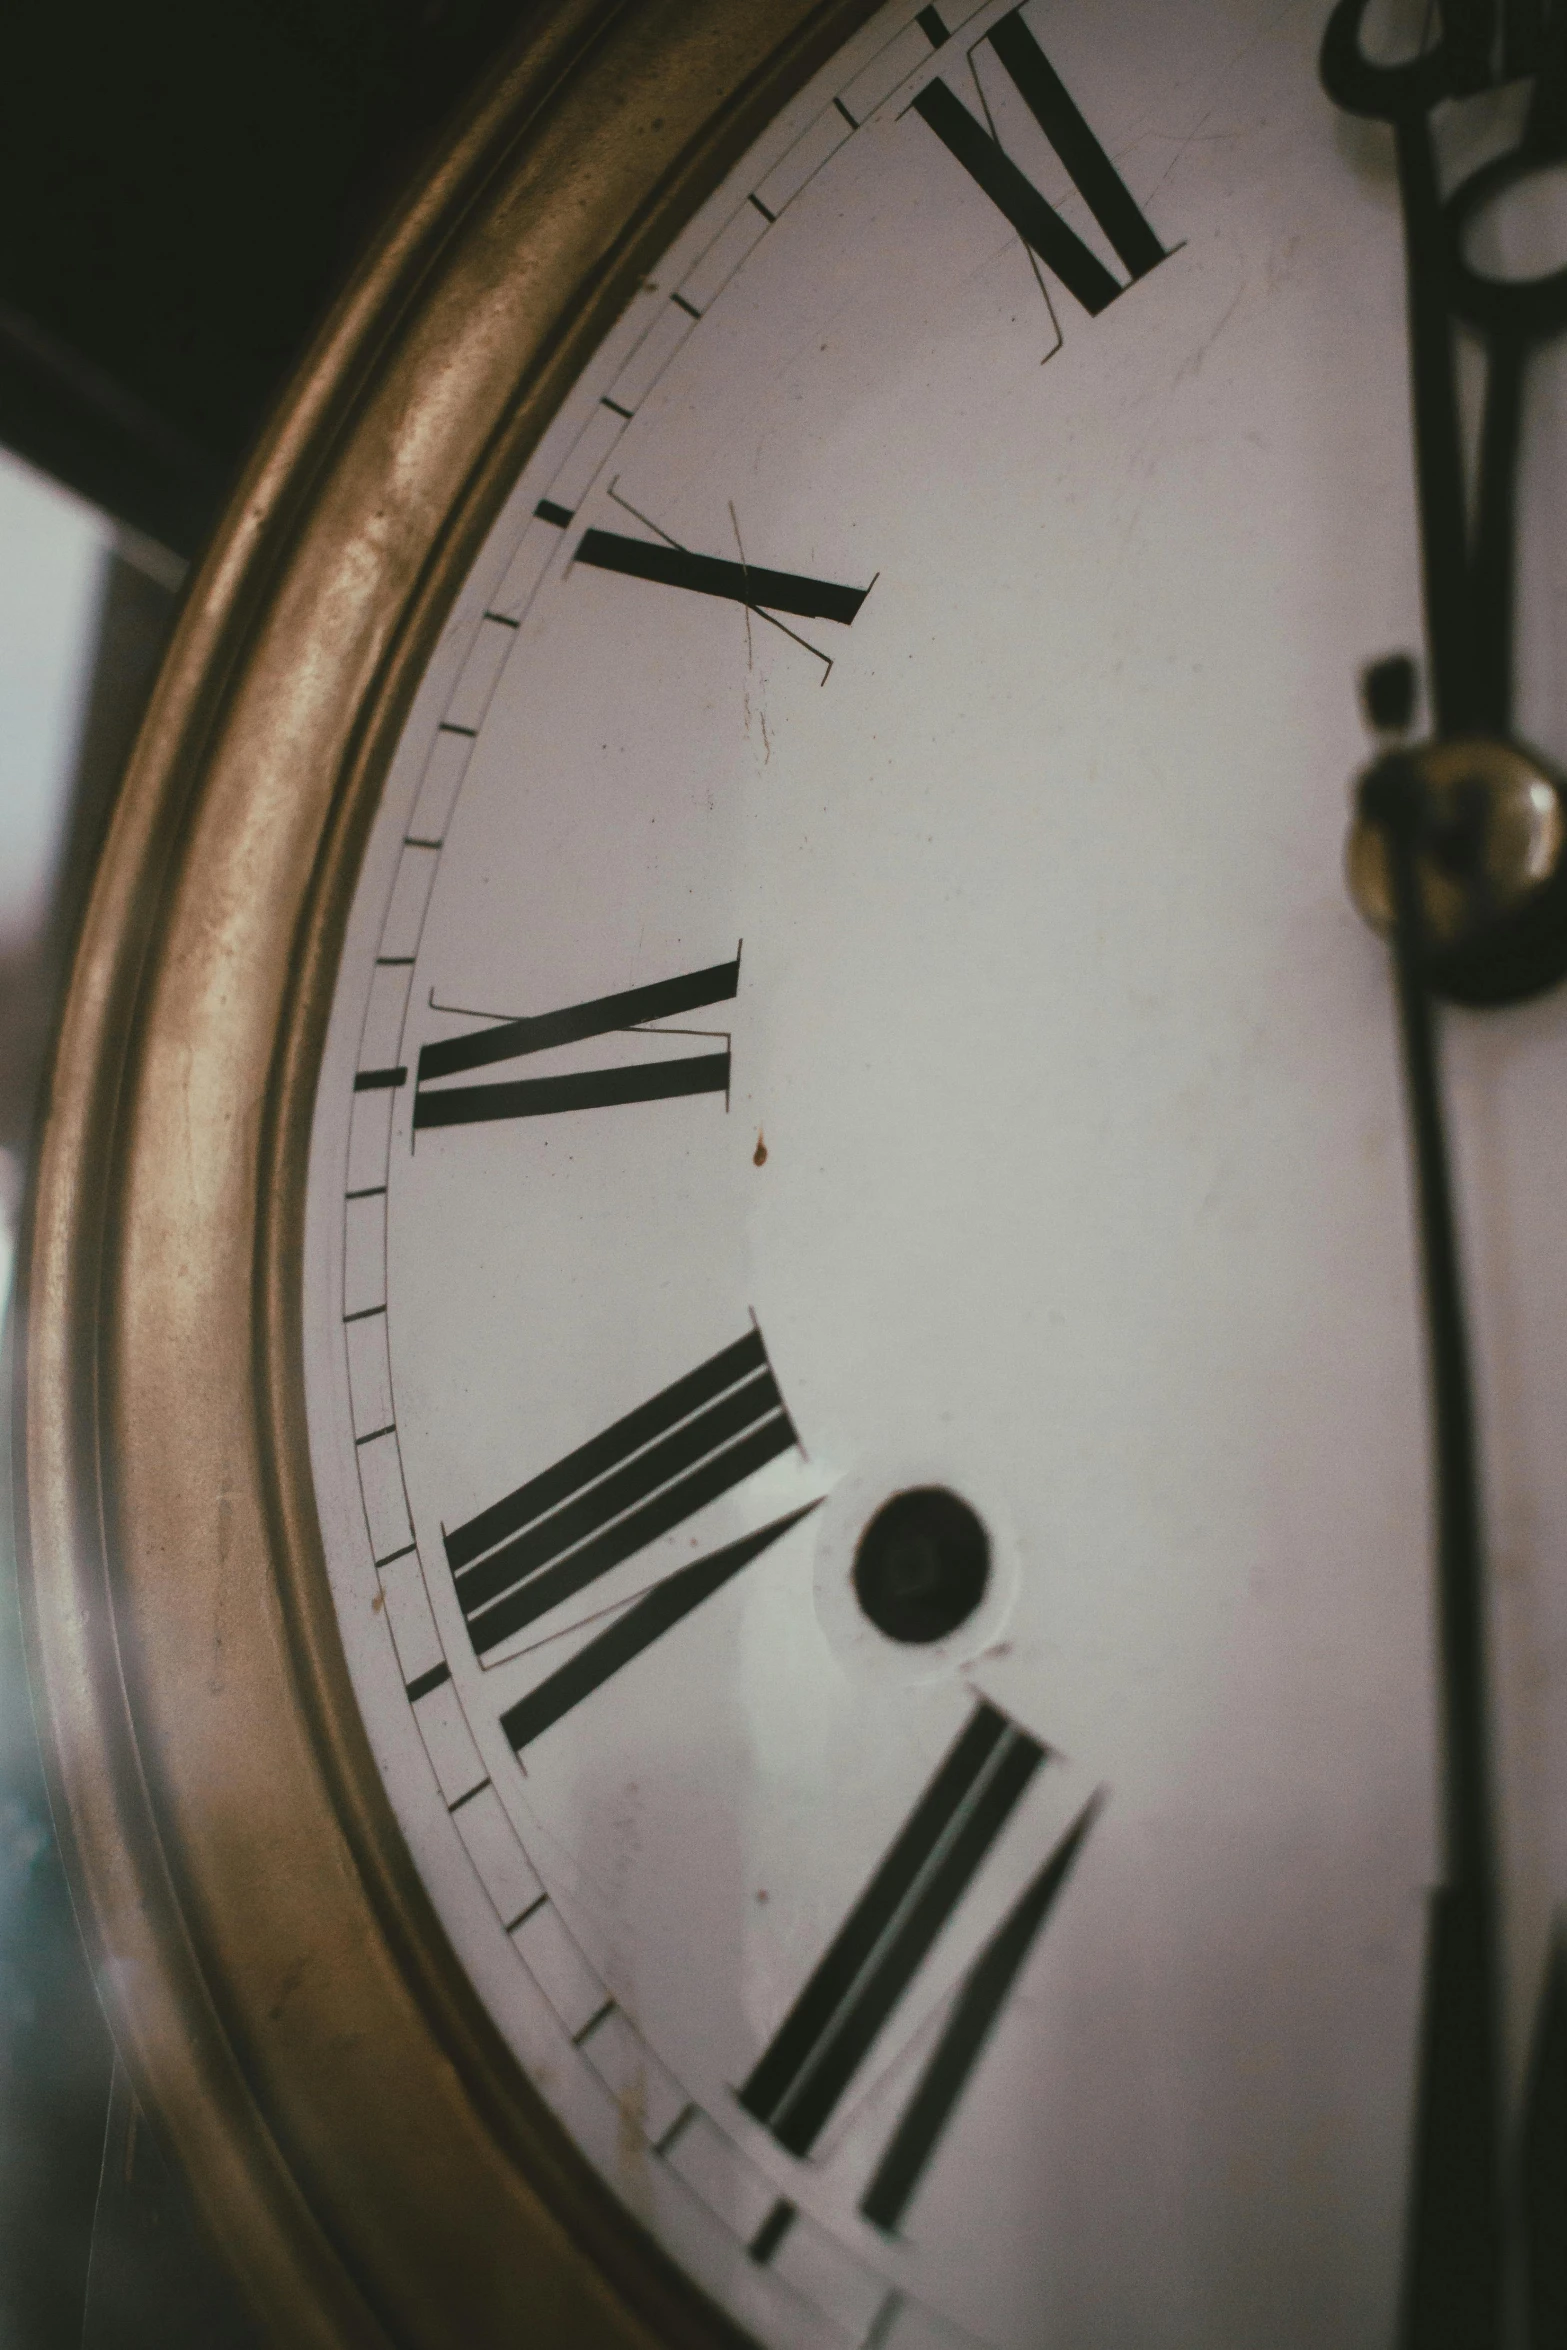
<box><xmin>740</xmin><ymin>1698</ymin><xmax>1102</xmax><ymax>2244</ymax></box>
<box><xmin>913</xmin><ymin>9</ymin><xmax>1167</xmax><ymax>319</ymax></box>
<box><xmin>740</xmin><ymin>1704</ymin><xmax>1047</xmax><ymax>2156</ymax></box>
<box><xmin>859</xmin><ymin>1787</ymin><xmax>1100</xmax><ymax>2232</ymax></box>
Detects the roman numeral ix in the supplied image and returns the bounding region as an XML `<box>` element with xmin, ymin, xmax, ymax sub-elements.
<box><xmin>447</xmin><ymin>1327</ymin><xmax>805</xmax><ymax>1673</ymax></box>
<box><xmin>913</xmin><ymin>7</ymin><xmax>1167</xmax><ymax>319</ymax></box>
<box><xmin>414</xmin><ymin>955</ymin><xmax>738</xmax><ymax>1131</ymax></box>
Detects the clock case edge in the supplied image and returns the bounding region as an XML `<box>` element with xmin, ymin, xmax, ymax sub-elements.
<box><xmin>14</xmin><ymin>3</ymin><xmax>887</xmax><ymax>2344</ymax></box>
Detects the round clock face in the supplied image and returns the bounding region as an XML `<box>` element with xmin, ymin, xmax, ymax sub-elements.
<box><xmin>302</xmin><ymin>3</ymin><xmax>1567</xmax><ymax>2344</ymax></box>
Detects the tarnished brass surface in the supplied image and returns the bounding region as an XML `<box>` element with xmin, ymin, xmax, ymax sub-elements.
<box><xmin>1346</xmin><ymin>731</ymin><xmax>1567</xmax><ymax>1003</ymax></box>
<box><xmin>1347</xmin><ymin>734</ymin><xmax>1567</xmax><ymax>946</ymax></box>
<box><xmin>15</xmin><ymin>4</ymin><xmax>882</xmax><ymax>2343</ymax></box>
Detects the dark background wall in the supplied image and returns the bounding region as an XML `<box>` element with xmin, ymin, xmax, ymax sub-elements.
<box><xmin>0</xmin><ymin>0</ymin><xmax>528</xmax><ymax>560</ymax></box>
<box><xmin>0</xmin><ymin>10</ymin><xmax>528</xmax><ymax>2344</ymax></box>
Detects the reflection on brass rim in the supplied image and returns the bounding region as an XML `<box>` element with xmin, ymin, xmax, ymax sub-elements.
<box><xmin>16</xmin><ymin>4</ymin><xmax>883</xmax><ymax>2344</ymax></box>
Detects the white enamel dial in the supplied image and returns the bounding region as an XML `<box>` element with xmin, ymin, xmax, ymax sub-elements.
<box><xmin>303</xmin><ymin>4</ymin><xmax>1567</xmax><ymax>2344</ymax></box>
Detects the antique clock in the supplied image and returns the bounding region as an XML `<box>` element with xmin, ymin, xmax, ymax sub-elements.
<box><xmin>18</xmin><ymin>1</ymin><xmax>1567</xmax><ymax>2344</ymax></box>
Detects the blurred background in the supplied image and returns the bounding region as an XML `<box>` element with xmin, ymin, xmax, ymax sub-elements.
<box><xmin>0</xmin><ymin>7</ymin><xmax>528</xmax><ymax>2341</ymax></box>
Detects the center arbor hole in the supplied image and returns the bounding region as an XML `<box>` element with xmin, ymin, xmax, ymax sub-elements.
<box><xmin>852</xmin><ymin>1488</ymin><xmax>989</xmax><ymax>1646</ymax></box>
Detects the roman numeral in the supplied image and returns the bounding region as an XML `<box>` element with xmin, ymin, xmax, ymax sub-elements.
<box><xmin>533</xmin><ymin>491</ymin><xmax>874</xmax><ymax>679</ymax></box>
<box><xmin>500</xmin><ymin>1503</ymin><xmax>818</xmax><ymax>1752</ymax></box>
<box><xmin>913</xmin><ymin>10</ymin><xmax>1166</xmax><ymax>319</ymax></box>
<box><xmin>573</xmin><ymin>530</ymin><xmax>871</xmax><ymax>626</ymax></box>
<box><xmin>446</xmin><ymin>1328</ymin><xmax>799</xmax><ymax>1659</ymax></box>
<box><xmin>739</xmin><ymin>1703</ymin><xmax>1047</xmax><ymax>2157</ymax></box>
<box><xmin>413</xmin><ymin>956</ymin><xmax>737</xmax><ymax>1131</ymax></box>
<box><xmin>859</xmin><ymin>1790</ymin><xmax>1101</xmax><ymax>2232</ymax></box>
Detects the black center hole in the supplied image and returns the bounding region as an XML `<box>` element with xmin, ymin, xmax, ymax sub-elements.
<box><xmin>851</xmin><ymin>1488</ymin><xmax>989</xmax><ymax>1646</ymax></box>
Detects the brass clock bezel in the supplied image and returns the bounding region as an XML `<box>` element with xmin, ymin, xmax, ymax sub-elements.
<box><xmin>15</xmin><ymin>5</ymin><xmax>885</xmax><ymax>2343</ymax></box>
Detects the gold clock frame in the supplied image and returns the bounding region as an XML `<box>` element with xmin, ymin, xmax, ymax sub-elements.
<box><xmin>16</xmin><ymin>5</ymin><xmax>884</xmax><ymax>2343</ymax></box>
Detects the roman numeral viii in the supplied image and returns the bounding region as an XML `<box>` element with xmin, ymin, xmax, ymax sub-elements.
<box><xmin>447</xmin><ymin>1328</ymin><xmax>806</xmax><ymax>1673</ymax></box>
<box><xmin>414</xmin><ymin>955</ymin><xmax>737</xmax><ymax>1131</ymax></box>
<box><xmin>913</xmin><ymin>8</ymin><xmax>1167</xmax><ymax>319</ymax></box>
